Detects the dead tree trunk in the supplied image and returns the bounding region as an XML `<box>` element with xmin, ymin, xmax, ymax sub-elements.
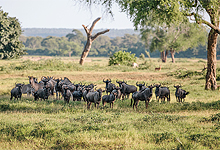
<box><xmin>79</xmin><ymin>17</ymin><xmax>110</xmax><ymax>65</ymax></box>
<box><xmin>170</xmin><ymin>48</ymin><xmax>175</xmax><ymax>63</ymax></box>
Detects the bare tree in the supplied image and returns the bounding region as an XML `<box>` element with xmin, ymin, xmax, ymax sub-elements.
<box><xmin>79</xmin><ymin>17</ymin><xmax>110</xmax><ymax>65</ymax></box>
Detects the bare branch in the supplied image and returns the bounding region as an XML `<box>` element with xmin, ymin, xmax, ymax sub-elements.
<box><xmin>91</xmin><ymin>29</ymin><xmax>110</xmax><ymax>41</ymax></box>
<box><xmin>82</xmin><ymin>25</ymin><xmax>90</xmax><ymax>34</ymax></box>
<box><xmin>89</xmin><ymin>17</ymin><xmax>101</xmax><ymax>33</ymax></box>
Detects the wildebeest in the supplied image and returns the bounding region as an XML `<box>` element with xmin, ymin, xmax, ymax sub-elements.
<box><xmin>103</xmin><ymin>78</ymin><xmax>116</xmax><ymax>95</ymax></box>
<box><xmin>55</xmin><ymin>78</ymin><xmax>62</xmax><ymax>99</ymax></box>
<box><xmin>41</xmin><ymin>76</ymin><xmax>56</xmax><ymax>96</ymax></box>
<box><xmin>33</xmin><ymin>86</ymin><xmax>50</xmax><ymax>101</ymax></box>
<box><xmin>114</xmin><ymin>86</ymin><xmax>122</xmax><ymax>100</ymax></box>
<box><xmin>136</xmin><ymin>82</ymin><xmax>147</xmax><ymax>91</ymax></box>
<box><xmin>102</xmin><ymin>89</ymin><xmax>118</xmax><ymax>108</ymax></box>
<box><xmin>154</xmin><ymin>84</ymin><xmax>170</xmax><ymax>102</ymax></box>
<box><xmin>86</xmin><ymin>88</ymin><xmax>104</xmax><ymax>109</ymax></box>
<box><xmin>28</xmin><ymin>76</ymin><xmax>44</xmax><ymax>92</ymax></box>
<box><xmin>72</xmin><ymin>87</ymin><xmax>83</xmax><ymax>101</ymax></box>
<box><xmin>63</xmin><ymin>86</ymin><xmax>71</xmax><ymax>103</ymax></box>
<box><xmin>132</xmin><ymin>85</ymin><xmax>155</xmax><ymax>109</ymax></box>
<box><xmin>10</xmin><ymin>84</ymin><xmax>23</xmax><ymax>100</ymax></box>
<box><xmin>82</xmin><ymin>87</ymin><xmax>92</xmax><ymax>102</ymax></box>
<box><xmin>21</xmin><ymin>84</ymin><xmax>32</xmax><ymax>96</ymax></box>
<box><xmin>120</xmin><ymin>82</ymin><xmax>137</xmax><ymax>100</ymax></box>
<box><xmin>174</xmin><ymin>85</ymin><xmax>189</xmax><ymax>102</ymax></box>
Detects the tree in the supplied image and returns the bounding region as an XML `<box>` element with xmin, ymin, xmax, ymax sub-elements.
<box><xmin>0</xmin><ymin>7</ymin><xmax>25</xmax><ymax>59</ymax></box>
<box><xmin>79</xmin><ymin>17</ymin><xmax>110</xmax><ymax>65</ymax></box>
<box><xmin>24</xmin><ymin>36</ymin><xmax>43</xmax><ymax>49</ymax></box>
<box><xmin>141</xmin><ymin>21</ymin><xmax>207</xmax><ymax>63</ymax></box>
<box><xmin>79</xmin><ymin>0</ymin><xmax>220</xmax><ymax>90</ymax></box>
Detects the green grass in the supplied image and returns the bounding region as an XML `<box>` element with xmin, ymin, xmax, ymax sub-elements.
<box><xmin>0</xmin><ymin>97</ymin><xmax>219</xmax><ymax>149</ymax></box>
<box><xmin>0</xmin><ymin>56</ymin><xmax>220</xmax><ymax>149</ymax></box>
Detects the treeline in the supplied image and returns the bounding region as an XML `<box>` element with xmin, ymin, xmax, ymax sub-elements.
<box><xmin>19</xmin><ymin>29</ymin><xmax>220</xmax><ymax>59</ymax></box>
<box><xmin>21</xmin><ymin>28</ymin><xmax>140</xmax><ymax>38</ymax></box>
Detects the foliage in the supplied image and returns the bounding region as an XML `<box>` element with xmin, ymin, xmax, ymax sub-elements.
<box><xmin>108</xmin><ymin>51</ymin><xmax>137</xmax><ymax>66</ymax></box>
<box><xmin>0</xmin><ymin>7</ymin><xmax>25</xmax><ymax>59</ymax></box>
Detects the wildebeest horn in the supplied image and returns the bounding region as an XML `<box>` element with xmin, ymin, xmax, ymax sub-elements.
<box><xmin>116</xmin><ymin>79</ymin><xmax>118</xmax><ymax>83</ymax></box>
<box><xmin>143</xmin><ymin>82</ymin><xmax>145</xmax><ymax>86</ymax></box>
<box><xmin>109</xmin><ymin>78</ymin><xmax>111</xmax><ymax>82</ymax></box>
<box><xmin>103</xmin><ymin>78</ymin><xmax>105</xmax><ymax>82</ymax></box>
<box><xmin>136</xmin><ymin>81</ymin><xmax>139</xmax><ymax>86</ymax></box>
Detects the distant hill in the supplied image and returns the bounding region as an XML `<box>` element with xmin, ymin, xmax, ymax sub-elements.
<box><xmin>21</xmin><ymin>28</ymin><xmax>140</xmax><ymax>38</ymax></box>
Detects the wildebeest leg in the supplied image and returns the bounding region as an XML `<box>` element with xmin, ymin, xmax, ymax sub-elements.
<box><xmin>133</xmin><ymin>100</ymin><xmax>136</xmax><ymax>109</ymax></box>
<box><xmin>87</xmin><ymin>102</ymin><xmax>91</xmax><ymax>109</ymax></box>
<box><xmin>97</xmin><ymin>103</ymin><xmax>100</xmax><ymax>109</ymax></box>
<box><xmin>135</xmin><ymin>100</ymin><xmax>139</xmax><ymax>110</ymax></box>
<box><xmin>103</xmin><ymin>102</ymin><xmax>106</xmax><ymax>107</ymax></box>
<box><xmin>145</xmin><ymin>100</ymin><xmax>149</xmax><ymax>109</ymax></box>
<box><xmin>130</xmin><ymin>99</ymin><xmax>133</xmax><ymax>107</ymax></box>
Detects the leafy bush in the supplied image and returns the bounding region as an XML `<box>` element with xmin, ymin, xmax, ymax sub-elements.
<box><xmin>108</xmin><ymin>51</ymin><xmax>137</xmax><ymax>66</ymax></box>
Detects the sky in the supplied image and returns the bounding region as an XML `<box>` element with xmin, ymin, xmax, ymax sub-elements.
<box><xmin>0</xmin><ymin>0</ymin><xmax>134</xmax><ymax>29</ymax></box>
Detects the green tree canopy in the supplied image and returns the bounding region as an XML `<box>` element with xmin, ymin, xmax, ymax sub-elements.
<box><xmin>0</xmin><ymin>7</ymin><xmax>25</xmax><ymax>59</ymax></box>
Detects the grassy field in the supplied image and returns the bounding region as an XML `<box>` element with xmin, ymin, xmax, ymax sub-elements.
<box><xmin>0</xmin><ymin>56</ymin><xmax>220</xmax><ymax>149</ymax></box>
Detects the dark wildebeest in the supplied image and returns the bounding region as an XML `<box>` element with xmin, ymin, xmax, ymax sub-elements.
<box><xmin>86</xmin><ymin>88</ymin><xmax>104</xmax><ymax>109</ymax></box>
<box><xmin>154</xmin><ymin>84</ymin><xmax>170</xmax><ymax>102</ymax></box>
<box><xmin>72</xmin><ymin>87</ymin><xmax>83</xmax><ymax>101</ymax></box>
<box><xmin>136</xmin><ymin>82</ymin><xmax>147</xmax><ymax>91</ymax></box>
<box><xmin>132</xmin><ymin>85</ymin><xmax>155</xmax><ymax>109</ymax></box>
<box><xmin>63</xmin><ymin>86</ymin><xmax>71</xmax><ymax>103</ymax></box>
<box><xmin>174</xmin><ymin>85</ymin><xmax>189</xmax><ymax>103</ymax></box>
<box><xmin>120</xmin><ymin>82</ymin><xmax>137</xmax><ymax>100</ymax></box>
<box><xmin>55</xmin><ymin>78</ymin><xmax>62</xmax><ymax>99</ymax></box>
<box><xmin>103</xmin><ymin>78</ymin><xmax>116</xmax><ymax>95</ymax></box>
<box><xmin>10</xmin><ymin>83</ymin><xmax>23</xmax><ymax>100</ymax></box>
<box><xmin>33</xmin><ymin>86</ymin><xmax>50</xmax><ymax>101</ymax></box>
<box><xmin>102</xmin><ymin>89</ymin><xmax>118</xmax><ymax>108</ymax></box>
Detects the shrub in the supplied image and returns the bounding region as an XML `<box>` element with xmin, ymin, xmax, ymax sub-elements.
<box><xmin>108</xmin><ymin>51</ymin><xmax>137</xmax><ymax>66</ymax></box>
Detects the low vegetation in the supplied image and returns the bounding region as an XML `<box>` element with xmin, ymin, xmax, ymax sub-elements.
<box><xmin>0</xmin><ymin>56</ymin><xmax>220</xmax><ymax>149</ymax></box>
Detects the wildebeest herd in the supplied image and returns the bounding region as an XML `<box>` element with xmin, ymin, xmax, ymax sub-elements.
<box><xmin>10</xmin><ymin>76</ymin><xmax>189</xmax><ymax>109</ymax></box>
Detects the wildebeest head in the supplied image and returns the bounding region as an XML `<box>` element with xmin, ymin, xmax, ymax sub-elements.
<box><xmin>136</xmin><ymin>82</ymin><xmax>146</xmax><ymax>91</ymax></box>
<box><xmin>103</xmin><ymin>78</ymin><xmax>111</xmax><ymax>89</ymax></box>
<box><xmin>174</xmin><ymin>84</ymin><xmax>181</xmax><ymax>89</ymax></box>
<box><xmin>116</xmin><ymin>79</ymin><xmax>126</xmax><ymax>87</ymax></box>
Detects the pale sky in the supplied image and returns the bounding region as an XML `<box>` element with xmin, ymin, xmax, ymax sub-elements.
<box><xmin>0</xmin><ymin>0</ymin><xmax>134</xmax><ymax>29</ymax></box>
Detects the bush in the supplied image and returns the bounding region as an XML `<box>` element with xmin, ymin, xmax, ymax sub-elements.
<box><xmin>108</xmin><ymin>51</ymin><xmax>137</xmax><ymax>66</ymax></box>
